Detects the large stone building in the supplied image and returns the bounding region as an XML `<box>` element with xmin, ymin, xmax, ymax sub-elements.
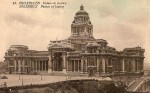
<box><xmin>4</xmin><ymin>5</ymin><xmax>145</xmax><ymax>76</ymax></box>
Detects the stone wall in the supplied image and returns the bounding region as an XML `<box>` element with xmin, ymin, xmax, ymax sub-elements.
<box><xmin>0</xmin><ymin>79</ymin><xmax>126</xmax><ymax>93</ymax></box>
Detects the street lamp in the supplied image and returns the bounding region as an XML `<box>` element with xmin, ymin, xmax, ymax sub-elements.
<box><xmin>19</xmin><ymin>74</ymin><xmax>20</xmax><ymax>80</ymax></box>
<box><xmin>22</xmin><ymin>78</ymin><xmax>23</xmax><ymax>85</ymax></box>
<box><xmin>41</xmin><ymin>74</ymin><xmax>43</xmax><ymax>80</ymax></box>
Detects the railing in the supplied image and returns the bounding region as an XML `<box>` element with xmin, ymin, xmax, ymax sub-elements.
<box><xmin>127</xmin><ymin>76</ymin><xmax>150</xmax><ymax>92</ymax></box>
<box><xmin>128</xmin><ymin>80</ymin><xmax>136</xmax><ymax>87</ymax></box>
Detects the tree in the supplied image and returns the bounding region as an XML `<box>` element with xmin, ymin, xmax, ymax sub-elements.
<box><xmin>0</xmin><ymin>61</ymin><xmax>7</xmax><ymax>73</ymax></box>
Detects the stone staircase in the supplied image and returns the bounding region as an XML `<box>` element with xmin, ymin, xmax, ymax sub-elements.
<box><xmin>126</xmin><ymin>78</ymin><xmax>143</xmax><ymax>92</ymax></box>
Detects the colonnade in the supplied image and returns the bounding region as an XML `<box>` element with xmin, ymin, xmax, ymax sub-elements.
<box><xmin>80</xmin><ymin>57</ymin><xmax>106</xmax><ymax>73</ymax></box>
<box><xmin>122</xmin><ymin>58</ymin><xmax>144</xmax><ymax>72</ymax></box>
<box><xmin>7</xmin><ymin>59</ymin><xmax>48</xmax><ymax>73</ymax></box>
<box><xmin>32</xmin><ymin>60</ymin><xmax>48</xmax><ymax>71</ymax></box>
<box><xmin>6</xmin><ymin>56</ymin><xmax>144</xmax><ymax>74</ymax></box>
<box><xmin>67</xmin><ymin>60</ymin><xmax>81</xmax><ymax>72</ymax></box>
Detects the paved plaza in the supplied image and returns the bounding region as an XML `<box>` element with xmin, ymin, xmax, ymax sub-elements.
<box><xmin>0</xmin><ymin>74</ymin><xmax>111</xmax><ymax>87</ymax></box>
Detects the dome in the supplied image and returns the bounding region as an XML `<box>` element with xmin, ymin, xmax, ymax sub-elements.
<box><xmin>75</xmin><ymin>5</ymin><xmax>88</xmax><ymax>15</ymax></box>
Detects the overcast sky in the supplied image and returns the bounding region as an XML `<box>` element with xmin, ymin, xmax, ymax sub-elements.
<box><xmin>0</xmin><ymin>0</ymin><xmax>150</xmax><ymax>63</ymax></box>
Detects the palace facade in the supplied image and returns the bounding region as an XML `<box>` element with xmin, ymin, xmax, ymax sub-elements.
<box><xmin>4</xmin><ymin>5</ymin><xmax>145</xmax><ymax>76</ymax></box>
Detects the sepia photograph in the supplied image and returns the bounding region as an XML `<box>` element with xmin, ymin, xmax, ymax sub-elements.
<box><xmin>0</xmin><ymin>0</ymin><xmax>150</xmax><ymax>93</ymax></box>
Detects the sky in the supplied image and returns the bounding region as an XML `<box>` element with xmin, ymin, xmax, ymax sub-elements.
<box><xmin>0</xmin><ymin>0</ymin><xmax>150</xmax><ymax>63</ymax></box>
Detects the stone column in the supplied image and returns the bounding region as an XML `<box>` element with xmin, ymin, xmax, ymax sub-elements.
<box><xmin>122</xmin><ymin>58</ymin><xmax>125</xmax><ymax>72</ymax></box>
<box><xmin>36</xmin><ymin>60</ymin><xmax>38</xmax><ymax>71</ymax></box>
<box><xmin>132</xmin><ymin>58</ymin><xmax>136</xmax><ymax>72</ymax></box>
<box><xmin>37</xmin><ymin>61</ymin><xmax>39</xmax><ymax>71</ymax></box>
<box><xmin>71</xmin><ymin>60</ymin><xmax>73</xmax><ymax>72</ymax></box>
<box><xmin>53</xmin><ymin>59</ymin><xmax>55</xmax><ymax>71</ymax></box>
<box><xmin>33</xmin><ymin>61</ymin><xmax>35</xmax><ymax>71</ymax></box>
<box><xmin>66</xmin><ymin>58</ymin><xmax>68</xmax><ymax>72</ymax></box>
<box><xmin>102</xmin><ymin>57</ymin><xmax>105</xmax><ymax>73</ymax></box>
<box><xmin>63</xmin><ymin>53</ymin><xmax>67</xmax><ymax>73</ymax></box>
<box><xmin>18</xmin><ymin>59</ymin><xmax>21</xmax><ymax>73</ymax></box>
<box><xmin>70</xmin><ymin>60</ymin><xmax>71</xmax><ymax>71</ymax></box>
<box><xmin>97</xmin><ymin>57</ymin><xmax>100</xmax><ymax>72</ymax></box>
<box><xmin>81</xmin><ymin>57</ymin><xmax>84</xmax><ymax>73</ymax></box>
<box><xmin>14</xmin><ymin>59</ymin><xmax>16</xmax><ymax>73</ymax></box>
<box><xmin>48</xmin><ymin>53</ymin><xmax>52</xmax><ymax>73</ymax></box>
<box><xmin>70</xmin><ymin>60</ymin><xmax>72</xmax><ymax>71</ymax></box>
<box><xmin>35</xmin><ymin>61</ymin><xmax>37</xmax><ymax>71</ymax></box>
<box><xmin>39</xmin><ymin>61</ymin><xmax>40</xmax><ymax>71</ymax></box>
<box><xmin>106</xmin><ymin>58</ymin><xmax>108</xmax><ymax>73</ymax></box>
<box><xmin>30</xmin><ymin>60</ymin><xmax>32</xmax><ymax>70</ymax></box>
<box><xmin>45</xmin><ymin>61</ymin><xmax>46</xmax><ymax>71</ymax></box>
<box><xmin>68</xmin><ymin>60</ymin><xmax>70</xmax><ymax>71</ymax></box>
<box><xmin>38</xmin><ymin>61</ymin><xmax>40</xmax><ymax>71</ymax></box>
<box><xmin>40</xmin><ymin>61</ymin><xmax>41</xmax><ymax>71</ymax></box>
<box><xmin>41</xmin><ymin>61</ymin><xmax>42</xmax><ymax>71</ymax></box>
<box><xmin>141</xmin><ymin>59</ymin><xmax>144</xmax><ymax>71</ymax></box>
<box><xmin>78</xmin><ymin>60</ymin><xmax>80</xmax><ymax>72</ymax></box>
<box><xmin>136</xmin><ymin>60</ymin><xmax>138</xmax><ymax>71</ymax></box>
<box><xmin>74</xmin><ymin>60</ymin><xmax>75</xmax><ymax>72</ymax></box>
<box><xmin>32</xmin><ymin>61</ymin><xmax>34</xmax><ymax>71</ymax></box>
<box><xmin>85</xmin><ymin>58</ymin><xmax>87</xmax><ymax>72</ymax></box>
<box><xmin>35</xmin><ymin>61</ymin><xmax>36</xmax><ymax>71</ymax></box>
<box><xmin>22</xmin><ymin>59</ymin><xmax>25</xmax><ymax>73</ymax></box>
<box><xmin>42</xmin><ymin>61</ymin><xmax>43</xmax><ymax>71</ymax></box>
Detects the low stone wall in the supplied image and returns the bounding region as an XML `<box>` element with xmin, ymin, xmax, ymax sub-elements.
<box><xmin>0</xmin><ymin>79</ymin><xmax>126</xmax><ymax>93</ymax></box>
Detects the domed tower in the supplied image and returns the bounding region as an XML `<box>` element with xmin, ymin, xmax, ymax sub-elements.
<box><xmin>68</xmin><ymin>5</ymin><xmax>95</xmax><ymax>51</ymax></box>
<box><xmin>71</xmin><ymin>5</ymin><xmax>94</xmax><ymax>37</ymax></box>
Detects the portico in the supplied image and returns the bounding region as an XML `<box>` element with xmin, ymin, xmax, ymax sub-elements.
<box><xmin>47</xmin><ymin>41</ymin><xmax>74</xmax><ymax>74</ymax></box>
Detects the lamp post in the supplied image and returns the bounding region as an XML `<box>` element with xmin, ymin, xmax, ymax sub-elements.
<box><xmin>19</xmin><ymin>74</ymin><xmax>20</xmax><ymax>80</ymax></box>
<box><xmin>22</xmin><ymin>78</ymin><xmax>23</xmax><ymax>85</ymax></box>
<box><xmin>41</xmin><ymin>74</ymin><xmax>42</xmax><ymax>80</ymax></box>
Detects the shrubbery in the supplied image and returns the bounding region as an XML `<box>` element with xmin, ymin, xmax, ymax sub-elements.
<box><xmin>1</xmin><ymin>76</ymin><xmax>8</xmax><ymax>79</ymax></box>
<box><xmin>0</xmin><ymin>79</ymin><xmax>127</xmax><ymax>93</ymax></box>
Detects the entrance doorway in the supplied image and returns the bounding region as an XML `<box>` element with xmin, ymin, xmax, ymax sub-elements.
<box><xmin>54</xmin><ymin>53</ymin><xmax>63</xmax><ymax>71</ymax></box>
<box><xmin>9</xmin><ymin>68</ymin><xmax>12</xmax><ymax>74</ymax></box>
<box><xmin>89</xmin><ymin>68</ymin><xmax>94</xmax><ymax>76</ymax></box>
